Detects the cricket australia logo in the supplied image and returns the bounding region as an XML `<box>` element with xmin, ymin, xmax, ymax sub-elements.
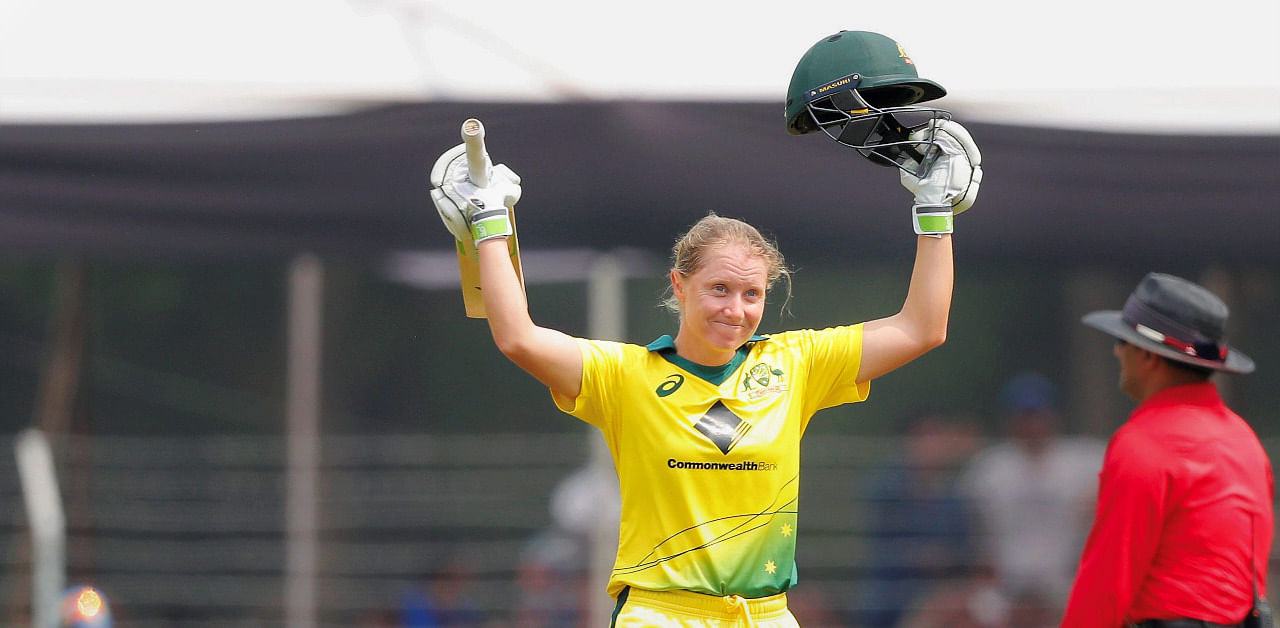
<box><xmin>896</xmin><ymin>42</ymin><xmax>915</xmax><ymax>65</ymax></box>
<box><xmin>741</xmin><ymin>362</ymin><xmax>787</xmax><ymax>400</ymax></box>
<box><xmin>693</xmin><ymin>401</ymin><xmax>752</xmax><ymax>455</ymax></box>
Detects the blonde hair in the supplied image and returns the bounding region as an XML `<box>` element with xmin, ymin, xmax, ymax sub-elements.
<box><xmin>662</xmin><ymin>212</ymin><xmax>792</xmax><ymax>315</ymax></box>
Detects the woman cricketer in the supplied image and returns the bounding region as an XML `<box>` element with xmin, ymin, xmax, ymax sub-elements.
<box><xmin>431</xmin><ymin>29</ymin><xmax>983</xmax><ymax>628</ymax></box>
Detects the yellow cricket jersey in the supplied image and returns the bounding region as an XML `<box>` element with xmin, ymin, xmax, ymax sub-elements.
<box><xmin>551</xmin><ymin>325</ymin><xmax>870</xmax><ymax>599</ymax></box>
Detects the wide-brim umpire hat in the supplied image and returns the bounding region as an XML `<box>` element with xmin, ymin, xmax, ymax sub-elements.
<box><xmin>1082</xmin><ymin>272</ymin><xmax>1254</xmax><ymax>374</ymax></box>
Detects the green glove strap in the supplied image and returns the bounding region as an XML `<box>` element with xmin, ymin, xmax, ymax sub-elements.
<box><xmin>912</xmin><ymin>204</ymin><xmax>954</xmax><ymax>237</ymax></box>
<box><xmin>470</xmin><ymin>208</ymin><xmax>512</xmax><ymax>242</ymax></box>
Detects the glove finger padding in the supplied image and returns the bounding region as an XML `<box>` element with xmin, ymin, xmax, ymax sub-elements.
<box><xmin>430</xmin><ymin>144</ymin><xmax>472</xmax><ymax>244</ymax></box>
<box><xmin>897</xmin><ymin>121</ymin><xmax>983</xmax><ymax>235</ymax></box>
<box><xmin>936</xmin><ymin>120</ymin><xmax>982</xmax><ymax>215</ymax></box>
<box><xmin>445</xmin><ymin>160</ymin><xmax>522</xmax><ymax>243</ymax></box>
<box><xmin>450</xmin><ymin>164</ymin><xmax>520</xmax><ymax>211</ymax></box>
<box><xmin>431</xmin><ymin>188</ymin><xmax>471</xmax><ymax>245</ymax></box>
<box><xmin>900</xmin><ymin>120</ymin><xmax>983</xmax><ymax>216</ymax></box>
<box><xmin>493</xmin><ymin>163</ymin><xmax>522</xmax><ymax>188</ymax></box>
<box><xmin>430</xmin><ymin>144</ymin><xmax>524</xmax><ymax>243</ymax></box>
<box><xmin>938</xmin><ymin>119</ymin><xmax>981</xmax><ymax>166</ymax></box>
<box><xmin>467</xmin><ymin>170</ymin><xmax>521</xmax><ymax>243</ymax></box>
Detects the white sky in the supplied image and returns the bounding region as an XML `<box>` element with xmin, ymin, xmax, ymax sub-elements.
<box><xmin>2</xmin><ymin>0</ymin><xmax>1279</xmax><ymax>131</ymax></box>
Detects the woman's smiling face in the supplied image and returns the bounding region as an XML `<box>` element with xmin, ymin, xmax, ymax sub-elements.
<box><xmin>671</xmin><ymin>242</ymin><xmax>768</xmax><ymax>366</ymax></box>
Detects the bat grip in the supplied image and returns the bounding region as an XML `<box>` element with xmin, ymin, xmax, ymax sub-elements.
<box><xmin>461</xmin><ymin>118</ymin><xmax>491</xmax><ymax>188</ymax></box>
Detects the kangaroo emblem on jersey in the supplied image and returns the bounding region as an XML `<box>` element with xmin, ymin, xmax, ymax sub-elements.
<box><xmin>742</xmin><ymin>362</ymin><xmax>785</xmax><ymax>391</ymax></box>
<box><xmin>693</xmin><ymin>401</ymin><xmax>752</xmax><ymax>455</ymax></box>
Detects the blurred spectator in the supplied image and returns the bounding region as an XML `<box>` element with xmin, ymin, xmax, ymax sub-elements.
<box><xmin>1004</xmin><ymin>588</ymin><xmax>1060</xmax><ymax>628</ymax></box>
<box><xmin>853</xmin><ymin>410</ymin><xmax>980</xmax><ymax>628</ymax></box>
<box><xmin>511</xmin><ymin>529</ymin><xmax>587</xmax><ymax>627</ymax></box>
<box><xmin>512</xmin><ymin>460</ymin><xmax>619</xmax><ymax>627</ymax></box>
<box><xmin>355</xmin><ymin>608</ymin><xmax>398</xmax><ymax>627</ymax></box>
<box><xmin>547</xmin><ymin>458</ymin><xmax>621</xmax><ymax>555</ymax></box>
<box><xmin>896</xmin><ymin>569</ymin><xmax>1006</xmax><ymax>628</ymax></box>
<box><xmin>958</xmin><ymin>372</ymin><xmax>1105</xmax><ymax>617</ymax></box>
<box><xmin>787</xmin><ymin>586</ymin><xmax>845</xmax><ymax>627</ymax></box>
<box><xmin>898</xmin><ymin>560</ymin><xmax>1059</xmax><ymax>628</ymax></box>
<box><xmin>399</xmin><ymin>557</ymin><xmax>485</xmax><ymax>627</ymax></box>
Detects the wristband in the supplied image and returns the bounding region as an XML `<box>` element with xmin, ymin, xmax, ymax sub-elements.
<box><xmin>470</xmin><ymin>208</ymin><xmax>512</xmax><ymax>242</ymax></box>
<box><xmin>912</xmin><ymin>204</ymin><xmax>954</xmax><ymax>237</ymax></box>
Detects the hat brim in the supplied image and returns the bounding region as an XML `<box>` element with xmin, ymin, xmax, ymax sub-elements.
<box><xmin>1082</xmin><ymin>311</ymin><xmax>1255</xmax><ymax>374</ymax></box>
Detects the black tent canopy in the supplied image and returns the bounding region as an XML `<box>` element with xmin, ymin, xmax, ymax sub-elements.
<box><xmin>2</xmin><ymin>101</ymin><xmax>1277</xmax><ymax>268</ymax></box>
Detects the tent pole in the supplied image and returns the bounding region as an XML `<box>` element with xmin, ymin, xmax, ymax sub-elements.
<box><xmin>585</xmin><ymin>252</ymin><xmax>624</xmax><ymax>627</ymax></box>
<box><xmin>285</xmin><ymin>255</ymin><xmax>323</xmax><ymax>628</ymax></box>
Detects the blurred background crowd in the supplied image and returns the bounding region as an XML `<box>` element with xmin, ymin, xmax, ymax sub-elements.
<box><xmin>339</xmin><ymin>372</ymin><xmax>1262</xmax><ymax>628</ymax></box>
<box><xmin>1</xmin><ymin>257</ymin><xmax>1277</xmax><ymax>628</ymax></box>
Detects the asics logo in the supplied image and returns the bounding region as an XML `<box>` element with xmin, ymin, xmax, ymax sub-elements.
<box><xmin>656</xmin><ymin>373</ymin><xmax>684</xmax><ymax>397</ymax></box>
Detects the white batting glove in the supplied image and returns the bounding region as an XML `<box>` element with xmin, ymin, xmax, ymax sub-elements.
<box><xmin>429</xmin><ymin>144</ymin><xmax>522</xmax><ymax>244</ymax></box>
<box><xmin>899</xmin><ymin>120</ymin><xmax>983</xmax><ymax>236</ymax></box>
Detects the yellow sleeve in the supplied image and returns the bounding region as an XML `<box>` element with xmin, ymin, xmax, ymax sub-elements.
<box><xmin>794</xmin><ymin>324</ymin><xmax>871</xmax><ymax>418</ymax></box>
<box><xmin>550</xmin><ymin>337</ymin><xmax>624</xmax><ymax>429</ymax></box>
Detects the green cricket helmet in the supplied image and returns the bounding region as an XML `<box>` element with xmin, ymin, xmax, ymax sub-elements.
<box><xmin>786</xmin><ymin>30</ymin><xmax>950</xmax><ymax>176</ymax></box>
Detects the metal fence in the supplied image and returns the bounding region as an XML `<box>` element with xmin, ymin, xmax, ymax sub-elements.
<box><xmin>3</xmin><ymin>433</ymin><xmax>591</xmax><ymax>627</ymax></box>
<box><xmin>2</xmin><ymin>432</ymin><xmax>1276</xmax><ymax>627</ymax></box>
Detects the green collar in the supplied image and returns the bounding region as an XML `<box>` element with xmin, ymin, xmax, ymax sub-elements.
<box><xmin>645</xmin><ymin>334</ymin><xmax>769</xmax><ymax>386</ymax></box>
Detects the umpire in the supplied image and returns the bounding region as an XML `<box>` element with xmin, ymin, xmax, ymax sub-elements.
<box><xmin>1061</xmin><ymin>272</ymin><xmax>1274</xmax><ymax>627</ymax></box>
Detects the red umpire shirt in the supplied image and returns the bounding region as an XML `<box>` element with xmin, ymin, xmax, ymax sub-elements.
<box><xmin>1062</xmin><ymin>382</ymin><xmax>1274</xmax><ymax>626</ymax></box>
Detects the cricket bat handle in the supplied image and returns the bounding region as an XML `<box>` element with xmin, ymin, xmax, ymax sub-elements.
<box><xmin>461</xmin><ymin>118</ymin><xmax>491</xmax><ymax>188</ymax></box>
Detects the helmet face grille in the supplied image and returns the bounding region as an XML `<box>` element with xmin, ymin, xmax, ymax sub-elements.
<box><xmin>805</xmin><ymin>87</ymin><xmax>950</xmax><ymax>177</ymax></box>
